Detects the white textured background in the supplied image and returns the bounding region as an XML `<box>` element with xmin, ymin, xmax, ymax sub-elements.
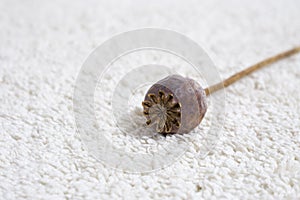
<box><xmin>1</xmin><ymin>0</ymin><xmax>300</xmax><ymax>199</ymax></box>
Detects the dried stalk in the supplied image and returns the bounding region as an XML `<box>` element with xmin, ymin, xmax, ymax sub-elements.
<box><xmin>205</xmin><ymin>46</ymin><xmax>300</xmax><ymax>96</ymax></box>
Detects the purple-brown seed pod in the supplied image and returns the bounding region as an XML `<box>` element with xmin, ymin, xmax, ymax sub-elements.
<box><xmin>142</xmin><ymin>74</ymin><xmax>207</xmax><ymax>135</ymax></box>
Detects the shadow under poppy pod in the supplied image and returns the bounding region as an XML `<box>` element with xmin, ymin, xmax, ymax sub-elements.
<box><xmin>142</xmin><ymin>46</ymin><xmax>300</xmax><ymax>135</ymax></box>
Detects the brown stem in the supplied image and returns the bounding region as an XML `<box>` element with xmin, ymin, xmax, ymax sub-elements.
<box><xmin>205</xmin><ymin>46</ymin><xmax>300</xmax><ymax>96</ymax></box>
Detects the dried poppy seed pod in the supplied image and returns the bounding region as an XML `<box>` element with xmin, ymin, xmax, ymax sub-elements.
<box><xmin>142</xmin><ymin>74</ymin><xmax>207</xmax><ymax>134</ymax></box>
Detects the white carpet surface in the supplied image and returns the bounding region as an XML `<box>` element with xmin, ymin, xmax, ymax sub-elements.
<box><xmin>1</xmin><ymin>0</ymin><xmax>300</xmax><ymax>199</ymax></box>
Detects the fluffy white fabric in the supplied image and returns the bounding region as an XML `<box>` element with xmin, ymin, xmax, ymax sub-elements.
<box><xmin>1</xmin><ymin>0</ymin><xmax>300</xmax><ymax>199</ymax></box>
